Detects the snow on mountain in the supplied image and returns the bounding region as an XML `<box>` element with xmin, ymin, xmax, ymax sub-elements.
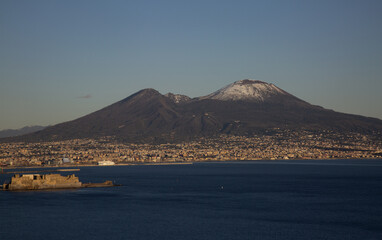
<box><xmin>165</xmin><ymin>93</ymin><xmax>191</xmax><ymax>104</ymax></box>
<box><xmin>199</xmin><ymin>79</ymin><xmax>287</xmax><ymax>102</ymax></box>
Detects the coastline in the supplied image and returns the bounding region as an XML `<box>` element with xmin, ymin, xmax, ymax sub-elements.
<box><xmin>1</xmin><ymin>157</ymin><xmax>382</xmax><ymax>172</ymax></box>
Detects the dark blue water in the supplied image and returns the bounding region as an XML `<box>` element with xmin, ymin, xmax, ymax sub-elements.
<box><xmin>1</xmin><ymin>160</ymin><xmax>382</xmax><ymax>240</ymax></box>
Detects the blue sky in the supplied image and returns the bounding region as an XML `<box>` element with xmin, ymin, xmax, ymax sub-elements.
<box><xmin>1</xmin><ymin>0</ymin><xmax>381</xmax><ymax>130</ymax></box>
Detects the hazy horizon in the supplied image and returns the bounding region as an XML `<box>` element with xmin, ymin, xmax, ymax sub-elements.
<box><xmin>1</xmin><ymin>0</ymin><xmax>382</xmax><ymax>130</ymax></box>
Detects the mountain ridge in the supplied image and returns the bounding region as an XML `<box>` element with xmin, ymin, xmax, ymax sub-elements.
<box><xmin>0</xmin><ymin>126</ymin><xmax>46</xmax><ymax>138</ymax></box>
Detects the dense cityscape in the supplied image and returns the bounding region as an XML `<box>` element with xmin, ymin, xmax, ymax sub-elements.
<box><xmin>1</xmin><ymin>129</ymin><xmax>381</xmax><ymax>168</ymax></box>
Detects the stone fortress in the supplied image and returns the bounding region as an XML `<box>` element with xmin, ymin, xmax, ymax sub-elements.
<box><xmin>2</xmin><ymin>173</ymin><xmax>116</xmax><ymax>191</ymax></box>
<box><xmin>2</xmin><ymin>173</ymin><xmax>82</xmax><ymax>190</ymax></box>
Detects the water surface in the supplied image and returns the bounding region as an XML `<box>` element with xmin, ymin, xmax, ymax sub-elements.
<box><xmin>1</xmin><ymin>160</ymin><xmax>382</xmax><ymax>240</ymax></box>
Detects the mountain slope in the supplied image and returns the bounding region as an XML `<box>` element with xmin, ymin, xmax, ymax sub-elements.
<box><xmin>6</xmin><ymin>79</ymin><xmax>382</xmax><ymax>143</ymax></box>
<box><xmin>28</xmin><ymin>89</ymin><xmax>182</xmax><ymax>142</ymax></box>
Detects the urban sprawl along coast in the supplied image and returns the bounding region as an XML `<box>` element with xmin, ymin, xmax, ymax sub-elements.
<box><xmin>1</xmin><ymin>129</ymin><xmax>381</xmax><ymax>168</ymax></box>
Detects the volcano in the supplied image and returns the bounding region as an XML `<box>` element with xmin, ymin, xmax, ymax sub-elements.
<box><xmin>8</xmin><ymin>79</ymin><xmax>382</xmax><ymax>143</ymax></box>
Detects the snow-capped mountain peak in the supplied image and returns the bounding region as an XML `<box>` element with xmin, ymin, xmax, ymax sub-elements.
<box><xmin>200</xmin><ymin>79</ymin><xmax>287</xmax><ymax>102</ymax></box>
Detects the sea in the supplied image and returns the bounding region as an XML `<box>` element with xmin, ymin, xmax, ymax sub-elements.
<box><xmin>1</xmin><ymin>159</ymin><xmax>382</xmax><ymax>240</ymax></box>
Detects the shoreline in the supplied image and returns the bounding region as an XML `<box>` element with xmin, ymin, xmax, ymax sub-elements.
<box><xmin>1</xmin><ymin>158</ymin><xmax>382</xmax><ymax>172</ymax></box>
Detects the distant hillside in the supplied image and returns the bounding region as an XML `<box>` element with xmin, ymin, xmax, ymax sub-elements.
<box><xmin>0</xmin><ymin>126</ymin><xmax>46</xmax><ymax>138</ymax></box>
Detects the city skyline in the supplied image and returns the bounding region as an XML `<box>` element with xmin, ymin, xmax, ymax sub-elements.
<box><xmin>1</xmin><ymin>0</ymin><xmax>382</xmax><ymax>130</ymax></box>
